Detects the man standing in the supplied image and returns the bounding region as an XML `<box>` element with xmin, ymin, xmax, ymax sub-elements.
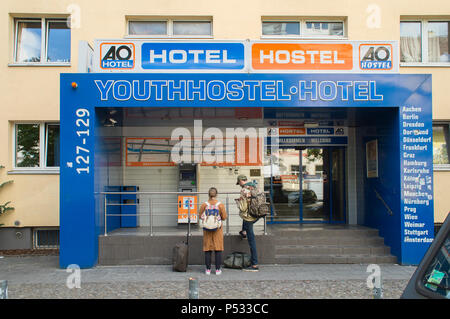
<box><xmin>236</xmin><ymin>174</ymin><xmax>259</xmax><ymax>272</ymax></box>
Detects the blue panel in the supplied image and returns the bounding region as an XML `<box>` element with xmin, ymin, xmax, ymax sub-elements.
<box><xmin>60</xmin><ymin>73</ymin><xmax>433</xmax><ymax>267</ymax></box>
<box><xmin>105</xmin><ymin>186</ymin><xmax>121</xmax><ymax>232</ymax></box>
<box><xmin>59</xmin><ymin>92</ymin><xmax>96</xmax><ymax>268</ymax></box>
<box><xmin>363</xmin><ymin>108</ymin><xmax>402</xmax><ymax>261</ymax></box>
<box><xmin>121</xmin><ymin>186</ymin><xmax>137</xmax><ymax>228</ymax></box>
<box><xmin>141</xmin><ymin>42</ymin><xmax>245</xmax><ymax>70</ymax></box>
<box><xmin>399</xmin><ymin>77</ymin><xmax>434</xmax><ymax>265</ymax></box>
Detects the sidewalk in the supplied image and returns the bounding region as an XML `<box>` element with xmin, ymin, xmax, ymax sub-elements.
<box><xmin>0</xmin><ymin>255</ymin><xmax>416</xmax><ymax>299</ymax></box>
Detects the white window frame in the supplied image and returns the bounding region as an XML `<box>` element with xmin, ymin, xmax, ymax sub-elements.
<box><xmin>400</xmin><ymin>18</ymin><xmax>450</xmax><ymax>67</ymax></box>
<box><xmin>433</xmin><ymin>121</ymin><xmax>450</xmax><ymax>171</ymax></box>
<box><xmin>126</xmin><ymin>18</ymin><xmax>213</xmax><ymax>39</ymax></box>
<box><xmin>11</xmin><ymin>122</ymin><xmax>60</xmax><ymax>174</ymax></box>
<box><xmin>11</xmin><ymin>17</ymin><xmax>70</xmax><ymax>66</ymax></box>
<box><xmin>261</xmin><ymin>18</ymin><xmax>346</xmax><ymax>40</ymax></box>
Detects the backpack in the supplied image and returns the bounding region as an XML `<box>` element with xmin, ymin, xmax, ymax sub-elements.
<box><xmin>223</xmin><ymin>252</ymin><xmax>251</xmax><ymax>269</ymax></box>
<box><xmin>248</xmin><ymin>190</ymin><xmax>269</xmax><ymax>218</ymax></box>
<box><xmin>200</xmin><ymin>202</ymin><xmax>222</xmax><ymax>231</ymax></box>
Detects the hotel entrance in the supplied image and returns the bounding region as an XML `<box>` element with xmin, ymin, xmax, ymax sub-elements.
<box><xmin>266</xmin><ymin>146</ymin><xmax>346</xmax><ymax>224</ymax></box>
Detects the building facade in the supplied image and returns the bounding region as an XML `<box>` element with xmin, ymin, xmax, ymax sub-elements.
<box><xmin>0</xmin><ymin>0</ymin><xmax>449</xmax><ymax>266</ymax></box>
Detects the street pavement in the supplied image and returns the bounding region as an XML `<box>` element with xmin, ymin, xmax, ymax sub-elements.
<box><xmin>0</xmin><ymin>255</ymin><xmax>416</xmax><ymax>299</ymax></box>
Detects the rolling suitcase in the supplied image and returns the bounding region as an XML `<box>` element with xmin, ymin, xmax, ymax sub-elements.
<box><xmin>172</xmin><ymin>206</ymin><xmax>191</xmax><ymax>272</ymax></box>
<box><xmin>173</xmin><ymin>241</ymin><xmax>189</xmax><ymax>272</ymax></box>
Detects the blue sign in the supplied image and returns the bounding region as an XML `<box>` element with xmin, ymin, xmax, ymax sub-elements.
<box><xmin>60</xmin><ymin>73</ymin><xmax>433</xmax><ymax>268</ymax></box>
<box><xmin>307</xmin><ymin>128</ymin><xmax>334</xmax><ymax>135</ymax></box>
<box><xmin>141</xmin><ymin>43</ymin><xmax>245</xmax><ymax>70</ymax></box>
<box><xmin>267</xmin><ymin>136</ymin><xmax>347</xmax><ymax>146</ymax></box>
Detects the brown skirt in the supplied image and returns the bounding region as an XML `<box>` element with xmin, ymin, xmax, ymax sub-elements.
<box><xmin>202</xmin><ymin>226</ymin><xmax>224</xmax><ymax>251</ymax></box>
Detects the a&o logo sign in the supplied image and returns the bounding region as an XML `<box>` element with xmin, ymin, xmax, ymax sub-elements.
<box><xmin>359</xmin><ymin>44</ymin><xmax>393</xmax><ymax>70</ymax></box>
<box><xmin>100</xmin><ymin>43</ymin><xmax>135</xmax><ymax>69</ymax></box>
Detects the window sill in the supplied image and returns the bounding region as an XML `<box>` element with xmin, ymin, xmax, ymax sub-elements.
<box><xmin>260</xmin><ymin>36</ymin><xmax>347</xmax><ymax>40</ymax></box>
<box><xmin>8</xmin><ymin>168</ymin><xmax>60</xmax><ymax>175</ymax></box>
<box><xmin>401</xmin><ymin>63</ymin><xmax>450</xmax><ymax>68</ymax></box>
<box><xmin>433</xmin><ymin>165</ymin><xmax>450</xmax><ymax>171</ymax></box>
<box><xmin>8</xmin><ymin>63</ymin><xmax>71</xmax><ymax>67</ymax></box>
<box><xmin>123</xmin><ymin>35</ymin><xmax>214</xmax><ymax>39</ymax></box>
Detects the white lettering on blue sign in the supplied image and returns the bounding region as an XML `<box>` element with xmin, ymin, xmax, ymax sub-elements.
<box><xmin>94</xmin><ymin>79</ymin><xmax>384</xmax><ymax>102</ymax></box>
<box><xmin>141</xmin><ymin>43</ymin><xmax>245</xmax><ymax>70</ymax></box>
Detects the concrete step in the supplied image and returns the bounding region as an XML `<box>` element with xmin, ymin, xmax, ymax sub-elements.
<box><xmin>275</xmin><ymin>236</ymin><xmax>385</xmax><ymax>246</ymax></box>
<box><xmin>275</xmin><ymin>244</ymin><xmax>391</xmax><ymax>255</ymax></box>
<box><xmin>271</xmin><ymin>228</ymin><xmax>379</xmax><ymax>239</ymax></box>
<box><xmin>274</xmin><ymin>254</ymin><xmax>398</xmax><ymax>264</ymax></box>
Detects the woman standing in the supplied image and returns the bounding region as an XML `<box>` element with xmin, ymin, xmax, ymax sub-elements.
<box><xmin>199</xmin><ymin>187</ymin><xmax>227</xmax><ymax>275</ymax></box>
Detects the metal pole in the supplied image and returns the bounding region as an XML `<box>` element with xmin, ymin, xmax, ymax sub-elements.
<box><xmin>0</xmin><ymin>280</ymin><xmax>8</xmax><ymax>299</ymax></box>
<box><xmin>188</xmin><ymin>201</ymin><xmax>191</xmax><ymax>237</ymax></box>
<box><xmin>264</xmin><ymin>216</ymin><xmax>267</xmax><ymax>235</ymax></box>
<box><xmin>373</xmin><ymin>273</ymin><xmax>383</xmax><ymax>299</ymax></box>
<box><xmin>149</xmin><ymin>197</ymin><xmax>153</xmax><ymax>237</ymax></box>
<box><xmin>148</xmin><ymin>196</ymin><xmax>153</xmax><ymax>236</ymax></box>
<box><xmin>188</xmin><ymin>277</ymin><xmax>199</xmax><ymax>299</ymax></box>
<box><xmin>104</xmin><ymin>195</ymin><xmax>107</xmax><ymax>236</ymax></box>
<box><xmin>226</xmin><ymin>195</ymin><xmax>230</xmax><ymax>236</ymax></box>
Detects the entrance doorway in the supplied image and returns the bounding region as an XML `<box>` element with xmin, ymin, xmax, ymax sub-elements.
<box><xmin>266</xmin><ymin>147</ymin><xmax>346</xmax><ymax>224</ymax></box>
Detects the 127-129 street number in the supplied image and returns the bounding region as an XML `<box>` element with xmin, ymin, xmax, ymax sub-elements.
<box><xmin>75</xmin><ymin>108</ymin><xmax>90</xmax><ymax>174</ymax></box>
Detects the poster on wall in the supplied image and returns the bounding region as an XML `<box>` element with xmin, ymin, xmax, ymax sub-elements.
<box><xmin>126</xmin><ymin>137</ymin><xmax>261</xmax><ymax>166</ymax></box>
<box><xmin>366</xmin><ymin>139</ymin><xmax>378</xmax><ymax>178</ymax></box>
<box><xmin>126</xmin><ymin>137</ymin><xmax>176</xmax><ymax>166</ymax></box>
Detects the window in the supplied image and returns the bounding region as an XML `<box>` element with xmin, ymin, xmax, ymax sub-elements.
<box><xmin>400</xmin><ymin>20</ymin><xmax>450</xmax><ymax>64</ymax></box>
<box><xmin>305</xmin><ymin>22</ymin><xmax>344</xmax><ymax>36</ymax></box>
<box><xmin>128</xmin><ymin>19</ymin><xmax>212</xmax><ymax>37</ymax></box>
<box><xmin>14</xmin><ymin>123</ymin><xmax>60</xmax><ymax>170</ymax></box>
<box><xmin>433</xmin><ymin>123</ymin><xmax>450</xmax><ymax>166</ymax></box>
<box><xmin>14</xmin><ymin>18</ymin><xmax>70</xmax><ymax>64</ymax></box>
<box><xmin>262</xmin><ymin>22</ymin><xmax>300</xmax><ymax>36</ymax></box>
<box><xmin>262</xmin><ymin>18</ymin><xmax>345</xmax><ymax>38</ymax></box>
<box><xmin>33</xmin><ymin>228</ymin><xmax>59</xmax><ymax>249</ymax></box>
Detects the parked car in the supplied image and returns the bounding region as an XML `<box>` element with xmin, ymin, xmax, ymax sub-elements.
<box><xmin>401</xmin><ymin>213</ymin><xmax>449</xmax><ymax>299</ymax></box>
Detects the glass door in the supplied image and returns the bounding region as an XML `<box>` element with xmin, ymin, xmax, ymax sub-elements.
<box><xmin>331</xmin><ymin>147</ymin><xmax>346</xmax><ymax>223</ymax></box>
<box><xmin>301</xmin><ymin>148</ymin><xmax>328</xmax><ymax>222</ymax></box>
<box><xmin>266</xmin><ymin>148</ymin><xmax>301</xmax><ymax>222</ymax></box>
<box><xmin>266</xmin><ymin>146</ymin><xmax>346</xmax><ymax>224</ymax></box>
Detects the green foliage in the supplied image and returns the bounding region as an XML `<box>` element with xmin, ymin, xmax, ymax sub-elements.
<box><xmin>16</xmin><ymin>124</ymin><xmax>40</xmax><ymax>167</ymax></box>
<box><xmin>0</xmin><ymin>165</ymin><xmax>14</xmax><ymax>226</ymax></box>
<box><xmin>306</xmin><ymin>148</ymin><xmax>323</xmax><ymax>162</ymax></box>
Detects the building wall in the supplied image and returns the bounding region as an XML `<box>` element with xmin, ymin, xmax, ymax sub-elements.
<box><xmin>0</xmin><ymin>0</ymin><xmax>449</xmax><ymax>232</ymax></box>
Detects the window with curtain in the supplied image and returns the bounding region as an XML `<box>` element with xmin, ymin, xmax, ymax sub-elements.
<box><xmin>400</xmin><ymin>21</ymin><xmax>422</xmax><ymax>62</ymax></box>
<box><xmin>262</xmin><ymin>18</ymin><xmax>345</xmax><ymax>38</ymax></box>
<box><xmin>128</xmin><ymin>19</ymin><xmax>212</xmax><ymax>37</ymax></box>
<box><xmin>428</xmin><ymin>22</ymin><xmax>450</xmax><ymax>62</ymax></box>
<box><xmin>400</xmin><ymin>20</ymin><xmax>450</xmax><ymax>64</ymax></box>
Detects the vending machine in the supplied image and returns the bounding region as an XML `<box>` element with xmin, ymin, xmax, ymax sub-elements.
<box><xmin>177</xmin><ymin>164</ymin><xmax>198</xmax><ymax>224</ymax></box>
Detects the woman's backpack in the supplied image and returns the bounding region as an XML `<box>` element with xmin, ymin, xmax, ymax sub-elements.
<box><xmin>200</xmin><ymin>202</ymin><xmax>222</xmax><ymax>231</ymax></box>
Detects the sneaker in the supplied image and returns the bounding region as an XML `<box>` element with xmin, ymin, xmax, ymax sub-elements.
<box><xmin>205</xmin><ymin>269</ymin><xmax>211</xmax><ymax>275</ymax></box>
<box><xmin>243</xmin><ymin>265</ymin><xmax>259</xmax><ymax>272</ymax></box>
<box><xmin>215</xmin><ymin>269</ymin><xmax>222</xmax><ymax>275</ymax></box>
<box><xmin>239</xmin><ymin>230</ymin><xmax>247</xmax><ymax>239</ymax></box>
